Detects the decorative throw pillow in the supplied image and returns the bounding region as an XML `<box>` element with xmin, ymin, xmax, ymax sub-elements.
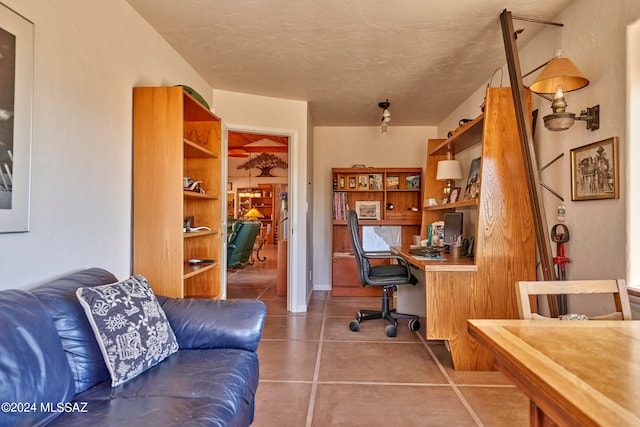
<box><xmin>76</xmin><ymin>275</ymin><xmax>179</xmax><ymax>386</ymax></box>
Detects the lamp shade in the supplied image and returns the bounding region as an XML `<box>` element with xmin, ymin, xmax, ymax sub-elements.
<box><xmin>244</xmin><ymin>207</ymin><xmax>264</xmax><ymax>219</ymax></box>
<box><xmin>436</xmin><ymin>160</ymin><xmax>463</xmax><ymax>181</ymax></box>
<box><xmin>529</xmin><ymin>57</ymin><xmax>589</xmax><ymax>94</ymax></box>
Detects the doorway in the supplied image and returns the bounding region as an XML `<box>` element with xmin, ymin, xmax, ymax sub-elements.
<box><xmin>225</xmin><ymin>129</ymin><xmax>290</xmax><ymax>303</ymax></box>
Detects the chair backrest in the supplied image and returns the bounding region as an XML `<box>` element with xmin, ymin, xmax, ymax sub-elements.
<box><xmin>517</xmin><ymin>279</ymin><xmax>632</xmax><ymax>320</ymax></box>
<box><xmin>227</xmin><ymin>220</ymin><xmax>261</xmax><ymax>267</ymax></box>
<box><xmin>347</xmin><ymin>210</ymin><xmax>370</xmax><ymax>286</ymax></box>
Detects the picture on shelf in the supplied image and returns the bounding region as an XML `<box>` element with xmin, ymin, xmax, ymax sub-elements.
<box><xmin>355</xmin><ymin>201</ymin><xmax>380</xmax><ymax>220</ymax></box>
<box><xmin>339</xmin><ymin>176</ymin><xmax>345</xmax><ymax>189</ymax></box>
<box><xmin>386</xmin><ymin>176</ymin><xmax>399</xmax><ymax>190</ymax></box>
<box><xmin>406</xmin><ymin>175</ymin><xmax>420</xmax><ymax>189</ymax></box>
<box><xmin>348</xmin><ymin>176</ymin><xmax>357</xmax><ymax>189</ymax></box>
<box><xmin>448</xmin><ymin>187</ymin><xmax>461</xmax><ymax>204</ymax></box>
<box><xmin>369</xmin><ymin>173</ymin><xmax>383</xmax><ymax>190</ymax></box>
<box><xmin>358</xmin><ymin>175</ymin><xmax>368</xmax><ymax>190</ymax></box>
<box><xmin>463</xmin><ymin>157</ymin><xmax>481</xmax><ymax>200</ymax></box>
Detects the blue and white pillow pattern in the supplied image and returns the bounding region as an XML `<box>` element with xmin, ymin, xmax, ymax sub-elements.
<box><xmin>77</xmin><ymin>275</ymin><xmax>179</xmax><ymax>387</ymax></box>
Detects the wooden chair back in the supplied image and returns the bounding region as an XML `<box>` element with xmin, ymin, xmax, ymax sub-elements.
<box><xmin>517</xmin><ymin>279</ymin><xmax>632</xmax><ymax>320</ymax></box>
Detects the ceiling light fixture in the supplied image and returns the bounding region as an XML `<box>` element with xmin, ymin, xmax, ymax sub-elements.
<box><xmin>526</xmin><ymin>50</ymin><xmax>599</xmax><ymax>131</ymax></box>
<box><xmin>378</xmin><ymin>99</ymin><xmax>391</xmax><ymax>133</ymax></box>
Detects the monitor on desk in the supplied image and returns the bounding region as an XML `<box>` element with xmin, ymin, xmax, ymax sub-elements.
<box><xmin>443</xmin><ymin>212</ymin><xmax>463</xmax><ymax>245</ymax></box>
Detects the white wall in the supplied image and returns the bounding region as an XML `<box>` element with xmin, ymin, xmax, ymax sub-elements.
<box><xmin>0</xmin><ymin>0</ymin><xmax>214</xmax><ymax>289</ymax></box>
<box><xmin>440</xmin><ymin>1</ymin><xmax>639</xmax><ymax>281</ymax></box>
<box><xmin>438</xmin><ymin>1</ymin><xmax>640</xmax><ymax>315</ymax></box>
<box><xmin>211</xmin><ymin>89</ymin><xmax>311</xmax><ymax>311</ymax></box>
<box><xmin>312</xmin><ymin>126</ymin><xmax>436</xmax><ymax>290</ymax></box>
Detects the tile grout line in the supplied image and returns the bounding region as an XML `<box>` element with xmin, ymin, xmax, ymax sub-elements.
<box><xmin>416</xmin><ymin>332</ymin><xmax>485</xmax><ymax>427</ymax></box>
<box><xmin>304</xmin><ymin>296</ymin><xmax>329</xmax><ymax>427</ymax></box>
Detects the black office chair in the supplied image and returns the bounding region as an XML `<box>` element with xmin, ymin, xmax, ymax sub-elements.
<box><xmin>346</xmin><ymin>210</ymin><xmax>420</xmax><ymax>337</ymax></box>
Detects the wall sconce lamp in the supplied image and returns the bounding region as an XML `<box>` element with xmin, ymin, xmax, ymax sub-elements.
<box><xmin>527</xmin><ymin>50</ymin><xmax>599</xmax><ymax>131</ymax></box>
<box><xmin>379</xmin><ymin>99</ymin><xmax>391</xmax><ymax>133</ymax></box>
<box><xmin>436</xmin><ymin>159</ymin><xmax>463</xmax><ymax>196</ymax></box>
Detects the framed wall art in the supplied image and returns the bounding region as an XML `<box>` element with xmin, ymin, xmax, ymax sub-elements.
<box><xmin>570</xmin><ymin>137</ymin><xmax>619</xmax><ymax>201</ymax></box>
<box><xmin>0</xmin><ymin>4</ymin><xmax>33</xmax><ymax>233</ymax></box>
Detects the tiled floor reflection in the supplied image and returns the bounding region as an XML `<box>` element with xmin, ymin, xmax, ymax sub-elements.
<box><xmin>227</xmin><ymin>244</ymin><xmax>528</xmax><ymax>426</ymax></box>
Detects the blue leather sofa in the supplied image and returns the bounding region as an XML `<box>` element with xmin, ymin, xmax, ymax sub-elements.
<box><xmin>0</xmin><ymin>268</ymin><xmax>266</xmax><ymax>427</ymax></box>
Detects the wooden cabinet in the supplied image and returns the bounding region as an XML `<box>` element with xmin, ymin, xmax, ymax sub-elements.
<box><xmin>331</xmin><ymin>167</ymin><xmax>422</xmax><ymax>296</ymax></box>
<box><xmin>420</xmin><ymin>87</ymin><xmax>536</xmax><ymax>370</ymax></box>
<box><xmin>238</xmin><ymin>186</ymin><xmax>275</xmax><ymax>244</ymax></box>
<box><xmin>132</xmin><ymin>86</ymin><xmax>222</xmax><ymax>299</ymax></box>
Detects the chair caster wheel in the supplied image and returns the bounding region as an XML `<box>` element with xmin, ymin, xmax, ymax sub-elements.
<box><xmin>409</xmin><ymin>319</ymin><xmax>421</xmax><ymax>332</ymax></box>
<box><xmin>349</xmin><ymin>319</ymin><xmax>360</xmax><ymax>332</ymax></box>
<box><xmin>385</xmin><ymin>324</ymin><xmax>397</xmax><ymax>337</ymax></box>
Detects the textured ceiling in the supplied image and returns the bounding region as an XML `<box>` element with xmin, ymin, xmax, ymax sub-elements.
<box><xmin>126</xmin><ymin>0</ymin><xmax>574</xmax><ymax>126</ymax></box>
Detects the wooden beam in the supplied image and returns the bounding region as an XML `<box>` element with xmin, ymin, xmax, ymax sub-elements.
<box><xmin>500</xmin><ymin>9</ymin><xmax>560</xmax><ymax>317</ymax></box>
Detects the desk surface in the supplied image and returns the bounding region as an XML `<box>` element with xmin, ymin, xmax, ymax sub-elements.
<box><xmin>468</xmin><ymin>319</ymin><xmax>640</xmax><ymax>426</ymax></box>
<box><xmin>391</xmin><ymin>246</ymin><xmax>477</xmax><ymax>272</ymax></box>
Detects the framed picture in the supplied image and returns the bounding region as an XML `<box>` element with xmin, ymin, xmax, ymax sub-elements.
<box><xmin>571</xmin><ymin>137</ymin><xmax>619</xmax><ymax>201</ymax></box>
<box><xmin>339</xmin><ymin>176</ymin><xmax>345</xmax><ymax>189</ymax></box>
<box><xmin>406</xmin><ymin>174</ymin><xmax>420</xmax><ymax>189</ymax></box>
<box><xmin>0</xmin><ymin>5</ymin><xmax>34</xmax><ymax>233</ymax></box>
<box><xmin>357</xmin><ymin>174</ymin><xmax>368</xmax><ymax>190</ymax></box>
<box><xmin>463</xmin><ymin>157</ymin><xmax>481</xmax><ymax>201</ymax></box>
<box><xmin>348</xmin><ymin>176</ymin><xmax>357</xmax><ymax>189</ymax></box>
<box><xmin>448</xmin><ymin>187</ymin><xmax>461</xmax><ymax>204</ymax></box>
<box><xmin>386</xmin><ymin>176</ymin><xmax>399</xmax><ymax>190</ymax></box>
<box><xmin>355</xmin><ymin>201</ymin><xmax>380</xmax><ymax>220</ymax></box>
<box><xmin>369</xmin><ymin>173</ymin><xmax>383</xmax><ymax>190</ymax></box>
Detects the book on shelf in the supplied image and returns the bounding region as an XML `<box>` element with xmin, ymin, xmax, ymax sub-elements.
<box><xmin>333</xmin><ymin>191</ymin><xmax>349</xmax><ymax>220</ymax></box>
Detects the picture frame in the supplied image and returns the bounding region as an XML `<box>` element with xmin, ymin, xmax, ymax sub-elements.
<box><xmin>348</xmin><ymin>176</ymin><xmax>357</xmax><ymax>189</ymax></box>
<box><xmin>339</xmin><ymin>176</ymin><xmax>345</xmax><ymax>189</ymax></box>
<box><xmin>386</xmin><ymin>176</ymin><xmax>399</xmax><ymax>190</ymax></box>
<box><xmin>448</xmin><ymin>187</ymin><xmax>461</xmax><ymax>204</ymax></box>
<box><xmin>463</xmin><ymin>157</ymin><xmax>481</xmax><ymax>201</ymax></box>
<box><xmin>405</xmin><ymin>174</ymin><xmax>420</xmax><ymax>189</ymax></box>
<box><xmin>369</xmin><ymin>173</ymin><xmax>383</xmax><ymax>190</ymax></box>
<box><xmin>0</xmin><ymin>5</ymin><xmax>34</xmax><ymax>233</ymax></box>
<box><xmin>357</xmin><ymin>174</ymin><xmax>368</xmax><ymax>190</ymax></box>
<box><xmin>355</xmin><ymin>201</ymin><xmax>380</xmax><ymax>220</ymax></box>
<box><xmin>571</xmin><ymin>137</ymin><xmax>619</xmax><ymax>201</ymax></box>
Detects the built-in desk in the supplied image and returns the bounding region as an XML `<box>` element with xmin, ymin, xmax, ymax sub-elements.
<box><xmin>392</xmin><ymin>245</ymin><xmax>493</xmax><ymax>371</ymax></box>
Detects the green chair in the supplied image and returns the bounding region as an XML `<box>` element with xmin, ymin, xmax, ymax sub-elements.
<box><xmin>227</xmin><ymin>220</ymin><xmax>261</xmax><ymax>268</ymax></box>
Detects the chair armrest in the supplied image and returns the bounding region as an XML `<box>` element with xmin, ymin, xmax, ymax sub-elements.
<box><xmin>158</xmin><ymin>297</ymin><xmax>266</xmax><ymax>352</ymax></box>
<box><xmin>363</xmin><ymin>252</ymin><xmax>410</xmax><ymax>266</ymax></box>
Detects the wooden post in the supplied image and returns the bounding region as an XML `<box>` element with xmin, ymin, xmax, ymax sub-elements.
<box><xmin>500</xmin><ymin>9</ymin><xmax>560</xmax><ymax>317</ymax></box>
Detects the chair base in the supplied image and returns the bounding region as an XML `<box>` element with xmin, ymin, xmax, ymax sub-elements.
<box><xmin>349</xmin><ymin>286</ymin><xmax>420</xmax><ymax>337</ymax></box>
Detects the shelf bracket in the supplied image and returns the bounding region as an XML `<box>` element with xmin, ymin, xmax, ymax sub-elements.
<box><xmin>501</xmin><ymin>9</ymin><xmax>560</xmax><ymax>317</ymax></box>
<box><xmin>538</xmin><ymin>153</ymin><xmax>565</xmax><ymax>202</ymax></box>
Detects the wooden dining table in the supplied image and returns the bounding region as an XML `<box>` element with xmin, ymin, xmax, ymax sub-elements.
<box><xmin>468</xmin><ymin>319</ymin><xmax>640</xmax><ymax>427</ymax></box>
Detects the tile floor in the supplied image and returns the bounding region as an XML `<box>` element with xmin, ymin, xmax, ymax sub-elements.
<box><xmin>227</xmin><ymin>244</ymin><xmax>529</xmax><ymax>426</ymax></box>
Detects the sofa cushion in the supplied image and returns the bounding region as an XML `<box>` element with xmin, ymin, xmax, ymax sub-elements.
<box><xmin>32</xmin><ymin>268</ymin><xmax>118</xmax><ymax>393</ymax></box>
<box><xmin>51</xmin><ymin>349</ymin><xmax>259</xmax><ymax>427</ymax></box>
<box><xmin>0</xmin><ymin>290</ymin><xmax>75</xmax><ymax>427</ymax></box>
<box><xmin>77</xmin><ymin>275</ymin><xmax>179</xmax><ymax>386</ymax></box>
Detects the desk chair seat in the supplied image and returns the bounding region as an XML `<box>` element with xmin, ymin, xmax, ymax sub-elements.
<box><xmin>346</xmin><ymin>210</ymin><xmax>420</xmax><ymax>337</ymax></box>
